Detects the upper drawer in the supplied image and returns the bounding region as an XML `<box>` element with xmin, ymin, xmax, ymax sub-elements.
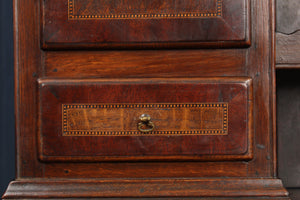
<box><xmin>38</xmin><ymin>78</ymin><xmax>252</xmax><ymax>162</ymax></box>
<box><xmin>42</xmin><ymin>0</ymin><xmax>250</xmax><ymax>49</ymax></box>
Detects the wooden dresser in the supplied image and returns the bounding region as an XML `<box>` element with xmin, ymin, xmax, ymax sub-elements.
<box><xmin>3</xmin><ymin>0</ymin><xmax>290</xmax><ymax>199</ymax></box>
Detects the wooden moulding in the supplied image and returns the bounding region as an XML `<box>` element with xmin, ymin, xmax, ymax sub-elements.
<box><xmin>42</xmin><ymin>0</ymin><xmax>250</xmax><ymax>49</ymax></box>
<box><xmin>3</xmin><ymin>178</ymin><xmax>289</xmax><ymax>199</ymax></box>
<box><xmin>37</xmin><ymin>77</ymin><xmax>253</xmax><ymax>162</ymax></box>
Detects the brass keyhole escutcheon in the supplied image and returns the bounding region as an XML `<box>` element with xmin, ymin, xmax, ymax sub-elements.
<box><xmin>138</xmin><ymin>114</ymin><xmax>155</xmax><ymax>133</ymax></box>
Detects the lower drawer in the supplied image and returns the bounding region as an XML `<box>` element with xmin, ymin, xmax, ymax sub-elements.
<box><xmin>38</xmin><ymin>78</ymin><xmax>252</xmax><ymax>161</ymax></box>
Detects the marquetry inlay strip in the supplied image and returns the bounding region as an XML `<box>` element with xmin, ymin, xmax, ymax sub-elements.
<box><xmin>62</xmin><ymin>103</ymin><xmax>228</xmax><ymax>136</ymax></box>
<box><xmin>68</xmin><ymin>0</ymin><xmax>222</xmax><ymax>19</ymax></box>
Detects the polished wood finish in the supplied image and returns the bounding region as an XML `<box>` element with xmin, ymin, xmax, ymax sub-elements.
<box><xmin>62</xmin><ymin>103</ymin><xmax>228</xmax><ymax>135</ymax></box>
<box><xmin>42</xmin><ymin>0</ymin><xmax>250</xmax><ymax>49</ymax></box>
<box><xmin>43</xmin><ymin>162</ymin><xmax>249</xmax><ymax>178</ymax></box>
<box><xmin>43</xmin><ymin>50</ymin><xmax>247</xmax><ymax>78</ymax></box>
<box><xmin>3</xmin><ymin>179</ymin><xmax>288</xmax><ymax>199</ymax></box>
<box><xmin>2</xmin><ymin>0</ymin><xmax>289</xmax><ymax>199</ymax></box>
<box><xmin>38</xmin><ymin>78</ymin><xmax>252</xmax><ymax>161</ymax></box>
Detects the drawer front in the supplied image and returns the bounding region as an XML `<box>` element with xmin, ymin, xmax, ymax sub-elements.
<box><xmin>38</xmin><ymin>78</ymin><xmax>252</xmax><ymax>161</ymax></box>
<box><xmin>42</xmin><ymin>0</ymin><xmax>250</xmax><ymax>49</ymax></box>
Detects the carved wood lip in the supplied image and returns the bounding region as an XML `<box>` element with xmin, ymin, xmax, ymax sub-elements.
<box><xmin>68</xmin><ymin>0</ymin><xmax>222</xmax><ymax>20</ymax></box>
<box><xmin>62</xmin><ymin>102</ymin><xmax>228</xmax><ymax>136</ymax></box>
<box><xmin>3</xmin><ymin>178</ymin><xmax>289</xmax><ymax>199</ymax></box>
<box><xmin>37</xmin><ymin>77</ymin><xmax>253</xmax><ymax>85</ymax></box>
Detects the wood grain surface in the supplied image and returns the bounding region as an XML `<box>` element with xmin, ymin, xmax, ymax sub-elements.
<box><xmin>2</xmin><ymin>0</ymin><xmax>290</xmax><ymax>198</ymax></box>
<box><xmin>42</xmin><ymin>0</ymin><xmax>250</xmax><ymax>49</ymax></box>
<box><xmin>38</xmin><ymin>78</ymin><xmax>252</xmax><ymax>161</ymax></box>
<box><xmin>16</xmin><ymin>0</ymin><xmax>274</xmax><ymax>179</ymax></box>
<box><xmin>44</xmin><ymin>50</ymin><xmax>247</xmax><ymax>78</ymax></box>
<box><xmin>63</xmin><ymin>103</ymin><xmax>228</xmax><ymax>136</ymax></box>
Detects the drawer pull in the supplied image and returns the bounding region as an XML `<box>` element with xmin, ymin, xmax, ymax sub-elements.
<box><xmin>138</xmin><ymin>114</ymin><xmax>155</xmax><ymax>133</ymax></box>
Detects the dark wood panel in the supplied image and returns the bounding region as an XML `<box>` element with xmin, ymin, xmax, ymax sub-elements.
<box><xmin>14</xmin><ymin>0</ymin><xmax>44</xmax><ymax>178</ymax></box>
<box><xmin>3</xmin><ymin>0</ymin><xmax>290</xmax><ymax>198</ymax></box>
<box><xmin>42</xmin><ymin>0</ymin><xmax>250</xmax><ymax>49</ymax></box>
<box><xmin>44</xmin><ymin>162</ymin><xmax>249</xmax><ymax>178</ymax></box>
<box><xmin>43</xmin><ymin>50</ymin><xmax>246</xmax><ymax>78</ymax></box>
<box><xmin>38</xmin><ymin>78</ymin><xmax>253</xmax><ymax>161</ymax></box>
<box><xmin>244</xmin><ymin>0</ymin><xmax>276</xmax><ymax>178</ymax></box>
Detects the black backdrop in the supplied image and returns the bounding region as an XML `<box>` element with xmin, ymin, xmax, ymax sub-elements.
<box><xmin>0</xmin><ymin>0</ymin><xmax>15</xmax><ymax>197</ymax></box>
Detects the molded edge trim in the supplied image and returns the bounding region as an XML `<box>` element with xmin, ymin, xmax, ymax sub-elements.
<box><xmin>3</xmin><ymin>178</ymin><xmax>289</xmax><ymax>199</ymax></box>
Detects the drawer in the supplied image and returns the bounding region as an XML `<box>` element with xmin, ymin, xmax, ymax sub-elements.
<box><xmin>38</xmin><ymin>78</ymin><xmax>253</xmax><ymax>161</ymax></box>
<box><xmin>42</xmin><ymin>0</ymin><xmax>250</xmax><ymax>49</ymax></box>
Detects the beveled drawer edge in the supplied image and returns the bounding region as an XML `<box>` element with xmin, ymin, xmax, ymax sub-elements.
<box><xmin>37</xmin><ymin>77</ymin><xmax>253</xmax><ymax>162</ymax></box>
<box><xmin>42</xmin><ymin>0</ymin><xmax>251</xmax><ymax>49</ymax></box>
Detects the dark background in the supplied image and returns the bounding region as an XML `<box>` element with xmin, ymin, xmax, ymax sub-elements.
<box><xmin>0</xmin><ymin>0</ymin><xmax>299</xmax><ymax>199</ymax></box>
<box><xmin>0</xmin><ymin>0</ymin><xmax>15</xmax><ymax>197</ymax></box>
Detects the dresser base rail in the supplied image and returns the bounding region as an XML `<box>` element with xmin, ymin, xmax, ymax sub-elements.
<box><xmin>3</xmin><ymin>178</ymin><xmax>289</xmax><ymax>199</ymax></box>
